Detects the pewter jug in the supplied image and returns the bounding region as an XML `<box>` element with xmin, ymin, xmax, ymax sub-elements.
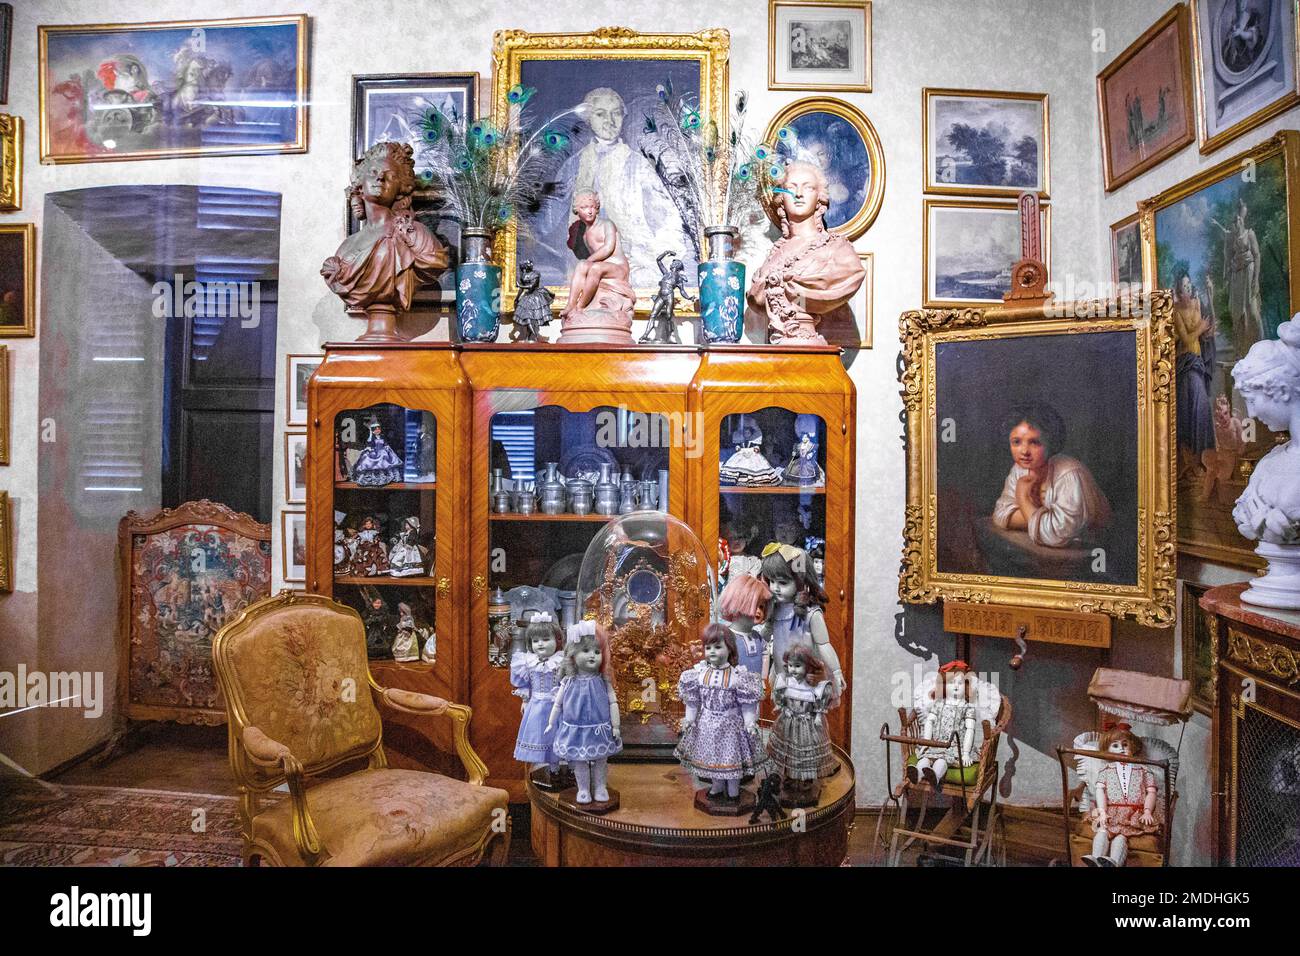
<box><xmin>568</xmin><ymin>479</ymin><xmax>594</xmax><ymax>515</ymax></box>
<box><xmin>594</xmin><ymin>462</ymin><xmax>619</xmax><ymax>515</ymax></box>
<box><xmin>538</xmin><ymin>462</ymin><xmax>566</xmax><ymax>515</ymax></box>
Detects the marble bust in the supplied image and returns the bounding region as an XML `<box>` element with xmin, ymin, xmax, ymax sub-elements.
<box><xmin>746</xmin><ymin>160</ymin><xmax>865</xmax><ymax>346</ymax></box>
<box><xmin>1232</xmin><ymin>315</ymin><xmax>1300</xmax><ymax>608</ymax></box>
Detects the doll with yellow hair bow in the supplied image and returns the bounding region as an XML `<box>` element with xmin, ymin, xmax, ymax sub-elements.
<box><xmin>756</xmin><ymin>542</ymin><xmax>845</xmax><ymax>708</ymax></box>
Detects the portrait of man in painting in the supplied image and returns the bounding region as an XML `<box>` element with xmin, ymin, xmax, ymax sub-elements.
<box><xmin>515</xmin><ymin>58</ymin><xmax>700</xmax><ymax>290</ymax></box>
<box><xmin>932</xmin><ymin>330</ymin><xmax>1140</xmax><ymax>586</ymax></box>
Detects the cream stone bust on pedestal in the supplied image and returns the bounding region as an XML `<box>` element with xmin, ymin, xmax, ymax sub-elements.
<box><xmin>1232</xmin><ymin>316</ymin><xmax>1300</xmax><ymax>609</ymax></box>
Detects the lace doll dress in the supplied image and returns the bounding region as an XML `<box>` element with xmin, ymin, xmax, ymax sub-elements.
<box><xmin>674</xmin><ymin>663</ymin><xmax>762</xmax><ymax>780</ymax></box>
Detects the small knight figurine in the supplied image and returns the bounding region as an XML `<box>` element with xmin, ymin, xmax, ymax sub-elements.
<box><xmin>1231</xmin><ymin>315</ymin><xmax>1300</xmax><ymax>608</ymax></box>
<box><xmin>511</xmin><ymin>259</ymin><xmax>555</xmax><ymax>343</ymax></box>
<box><xmin>321</xmin><ymin>141</ymin><xmax>449</xmax><ymax>342</ymax></box>
<box><xmin>556</xmin><ymin>190</ymin><xmax>635</xmax><ymax>345</ymax></box>
<box><xmin>640</xmin><ymin>251</ymin><xmax>696</xmax><ymax>345</ymax></box>
<box><xmin>746</xmin><ymin>160</ymin><xmax>865</xmax><ymax>345</ymax></box>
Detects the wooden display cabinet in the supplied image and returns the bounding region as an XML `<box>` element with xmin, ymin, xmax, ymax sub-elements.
<box><xmin>307</xmin><ymin>343</ymin><xmax>855</xmax><ymax>801</ymax></box>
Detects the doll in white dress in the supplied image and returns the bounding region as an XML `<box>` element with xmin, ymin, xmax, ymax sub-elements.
<box><xmin>909</xmin><ymin>660</ymin><xmax>978</xmax><ymax>791</ymax></box>
<box><xmin>720</xmin><ymin>415</ymin><xmax>782</xmax><ymax>486</ymax></box>
<box><xmin>388</xmin><ymin>516</ymin><xmax>427</xmax><ymax>577</ymax></box>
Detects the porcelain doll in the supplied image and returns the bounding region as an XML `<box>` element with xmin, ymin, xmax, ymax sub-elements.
<box><xmin>718</xmin><ymin>573</ymin><xmax>771</xmax><ymax>680</ymax></box>
<box><xmin>351</xmin><ymin>418</ymin><xmax>404</xmax><ymax>487</ymax></box>
<box><xmin>767</xmin><ymin>644</ymin><xmax>836</xmax><ymax>794</ymax></box>
<box><xmin>420</xmin><ymin>630</ymin><xmax>437</xmax><ymax>663</ymax></box>
<box><xmin>348</xmin><ymin>516</ymin><xmax>390</xmax><ymax>576</ymax></box>
<box><xmin>719</xmin><ymin>415</ymin><xmax>781</xmax><ymax>486</ymax></box>
<box><xmin>757</xmin><ymin>543</ymin><xmax>845</xmax><ymax>703</ymax></box>
<box><xmin>781</xmin><ymin>415</ymin><xmax>826</xmax><ymax>487</ymax></box>
<box><xmin>391</xmin><ymin>602</ymin><xmax>422</xmax><ymax>662</ymax></box>
<box><xmin>1083</xmin><ymin>723</ymin><xmax>1162</xmax><ymax>867</ymax></box>
<box><xmin>909</xmin><ymin>660</ymin><xmax>978</xmax><ymax>791</ymax></box>
<box><xmin>388</xmin><ymin>516</ymin><xmax>426</xmax><ymax>577</ymax></box>
<box><xmin>547</xmin><ymin>621</ymin><xmax>621</xmax><ymax>804</ymax></box>
<box><xmin>361</xmin><ymin>590</ymin><xmax>396</xmax><ymax>659</ymax></box>
<box><xmin>718</xmin><ymin>514</ymin><xmax>762</xmax><ymax>586</ymax></box>
<box><xmin>675</xmin><ymin>624</ymin><xmax>763</xmax><ymax>802</ymax></box>
<box><xmin>511</xmin><ymin>614</ymin><xmax>566</xmax><ymax>777</ymax></box>
<box><xmin>416</xmin><ymin>421</ymin><xmax>437</xmax><ymax>482</ymax></box>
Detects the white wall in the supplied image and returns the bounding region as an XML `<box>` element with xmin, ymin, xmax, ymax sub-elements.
<box><xmin>5</xmin><ymin>0</ymin><xmax>1273</xmax><ymax>865</ymax></box>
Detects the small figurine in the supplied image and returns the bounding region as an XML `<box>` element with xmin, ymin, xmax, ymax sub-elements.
<box><xmin>388</xmin><ymin>516</ymin><xmax>427</xmax><ymax>577</ymax></box>
<box><xmin>391</xmin><ymin>602</ymin><xmax>422</xmax><ymax>662</ymax></box>
<box><xmin>718</xmin><ymin>514</ymin><xmax>762</xmax><ymax>585</ymax></box>
<box><xmin>511</xmin><ymin>259</ymin><xmax>555</xmax><ymax>343</ymax></box>
<box><xmin>1083</xmin><ymin>723</ymin><xmax>1162</xmax><ymax>867</ymax></box>
<box><xmin>909</xmin><ymin>661</ymin><xmax>978</xmax><ymax>792</ymax></box>
<box><xmin>415</xmin><ymin>420</ymin><xmax>437</xmax><ymax>482</ymax></box>
<box><xmin>718</xmin><ymin>573</ymin><xmax>771</xmax><ymax>680</ymax></box>
<box><xmin>511</xmin><ymin>614</ymin><xmax>566</xmax><ymax>784</ymax></box>
<box><xmin>675</xmin><ymin>624</ymin><xmax>763</xmax><ymax>806</ymax></box>
<box><xmin>351</xmin><ymin>418</ymin><xmax>403</xmax><ymax>487</ymax></box>
<box><xmin>348</xmin><ymin>515</ymin><xmax>390</xmax><ymax>576</ymax></box>
<box><xmin>360</xmin><ymin>588</ymin><xmax>396</xmax><ymax>660</ymax></box>
<box><xmin>749</xmin><ymin>773</ymin><xmax>787</xmax><ymax>825</ymax></box>
<box><xmin>782</xmin><ymin>415</ymin><xmax>826</xmax><ymax>486</ymax></box>
<box><xmin>719</xmin><ymin>415</ymin><xmax>781</xmax><ymax>486</ymax></box>
<box><xmin>556</xmin><ymin>190</ymin><xmax>635</xmax><ymax>345</ymax></box>
<box><xmin>806</xmin><ymin>537</ymin><xmax>826</xmax><ymax>586</ymax></box>
<box><xmin>767</xmin><ymin>644</ymin><xmax>836</xmax><ymax>803</ymax></box>
<box><xmin>639</xmin><ymin>251</ymin><xmax>696</xmax><ymax>345</ymax></box>
<box><xmin>758</xmin><ymin>542</ymin><xmax>845</xmax><ymax>703</ymax></box>
<box><xmin>547</xmin><ymin>621</ymin><xmax>622</xmax><ymax>806</ymax></box>
<box><xmin>333</xmin><ymin>510</ymin><xmax>352</xmax><ymax>574</ymax></box>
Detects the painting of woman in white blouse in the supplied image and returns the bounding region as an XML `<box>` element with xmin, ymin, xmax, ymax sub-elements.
<box><xmin>991</xmin><ymin>402</ymin><xmax>1113</xmax><ymax>549</ymax></box>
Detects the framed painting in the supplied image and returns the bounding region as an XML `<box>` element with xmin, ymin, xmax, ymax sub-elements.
<box><xmin>1140</xmin><ymin>130</ymin><xmax>1300</xmax><ymax>567</ymax></box>
<box><xmin>1111</xmin><ymin>210</ymin><xmax>1145</xmax><ymax>288</ymax></box>
<box><xmin>899</xmin><ymin>293</ymin><xmax>1177</xmax><ymax>626</ymax></box>
<box><xmin>766</xmin><ymin>96</ymin><xmax>885</xmax><ymax>240</ymax></box>
<box><xmin>281</xmin><ymin>509</ymin><xmax>306</xmax><ymax>583</ymax></box>
<box><xmin>0</xmin><ymin>344</ymin><xmax>8</xmax><ymax>465</ymax></box>
<box><xmin>492</xmin><ymin>26</ymin><xmax>730</xmax><ymax>313</ymax></box>
<box><xmin>923</xmin><ymin>89</ymin><xmax>1049</xmax><ymax>198</ymax></box>
<box><xmin>1097</xmin><ymin>4</ymin><xmax>1196</xmax><ymax>192</ymax></box>
<box><xmin>0</xmin><ymin>490</ymin><xmax>9</xmax><ymax>592</ymax></box>
<box><xmin>1192</xmin><ymin>0</ymin><xmax>1299</xmax><ymax>154</ymax></box>
<box><xmin>1180</xmin><ymin>580</ymin><xmax>1216</xmax><ymax>714</ymax></box>
<box><xmin>0</xmin><ymin>4</ymin><xmax>10</xmax><ymax>105</ymax></box>
<box><xmin>768</xmin><ymin>0</ymin><xmax>871</xmax><ymax>93</ymax></box>
<box><xmin>284</xmin><ymin>430</ymin><xmax>307</xmax><ymax>505</ymax></box>
<box><xmin>117</xmin><ymin>500</ymin><xmax>272</xmax><ymax>724</ymax></box>
<box><xmin>923</xmin><ymin>198</ymin><xmax>1051</xmax><ymax>308</ymax></box>
<box><xmin>349</xmin><ymin>73</ymin><xmax>478</xmax><ymax>304</ymax></box>
<box><xmin>38</xmin><ymin>14</ymin><xmax>309</xmax><ymax>164</ymax></box>
<box><xmin>0</xmin><ymin>223</ymin><xmax>34</xmax><ymax>337</ymax></box>
<box><xmin>0</xmin><ymin>113</ymin><xmax>19</xmax><ymax>210</ymax></box>
<box><xmin>285</xmin><ymin>353</ymin><xmax>321</xmax><ymax>426</ymax></box>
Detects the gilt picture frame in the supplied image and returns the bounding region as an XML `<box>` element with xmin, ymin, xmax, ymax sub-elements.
<box><xmin>899</xmin><ymin>294</ymin><xmax>1177</xmax><ymax>626</ymax></box>
<box><xmin>1110</xmin><ymin>210</ymin><xmax>1145</xmax><ymax>288</ymax></box>
<box><xmin>0</xmin><ymin>113</ymin><xmax>18</xmax><ymax>210</ymax></box>
<box><xmin>923</xmin><ymin>198</ymin><xmax>1051</xmax><ymax>308</ymax></box>
<box><xmin>923</xmin><ymin>88</ymin><xmax>1049</xmax><ymax>198</ymax></box>
<box><xmin>768</xmin><ymin>0</ymin><xmax>871</xmax><ymax>93</ymax></box>
<box><xmin>0</xmin><ymin>223</ymin><xmax>34</xmax><ymax>338</ymax></box>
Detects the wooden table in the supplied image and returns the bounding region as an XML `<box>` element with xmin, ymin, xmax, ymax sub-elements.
<box><xmin>528</xmin><ymin>747</ymin><xmax>855</xmax><ymax>866</ymax></box>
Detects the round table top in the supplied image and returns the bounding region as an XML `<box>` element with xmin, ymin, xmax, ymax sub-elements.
<box><xmin>528</xmin><ymin>745</ymin><xmax>855</xmax><ymax>850</ymax></box>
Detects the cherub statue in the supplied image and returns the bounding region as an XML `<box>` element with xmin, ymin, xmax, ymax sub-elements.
<box><xmin>556</xmin><ymin>190</ymin><xmax>635</xmax><ymax>344</ymax></box>
<box><xmin>511</xmin><ymin>259</ymin><xmax>554</xmax><ymax>343</ymax></box>
<box><xmin>639</xmin><ymin>251</ymin><xmax>697</xmax><ymax>345</ymax></box>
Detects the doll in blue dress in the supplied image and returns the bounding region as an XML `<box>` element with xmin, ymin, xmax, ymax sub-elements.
<box><xmin>351</xmin><ymin>418</ymin><xmax>403</xmax><ymax>487</ymax></box>
<box><xmin>546</xmin><ymin>621</ymin><xmax>621</xmax><ymax>805</ymax></box>
<box><xmin>511</xmin><ymin>614</ymin><xmax>565</xmax><ymax>781</ymax></box>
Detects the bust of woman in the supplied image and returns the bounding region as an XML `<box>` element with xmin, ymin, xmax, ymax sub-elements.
<box><xmin>321</xmin><ymin>141</ymin><xmax>448</xmax><ymax>341</ymax></box>
<box><xmin>746</xmin><ymin>160</ymin><xmax>865</xmax><ymax>346</ymax></box>
<box><xmin>1232</xmin><ymin>316</ymin><xmax>1300</xmax><ymax>608</ymax></box>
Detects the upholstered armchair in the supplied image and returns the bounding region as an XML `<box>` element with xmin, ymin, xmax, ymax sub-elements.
<box><xmin>212</xmin><ymin>591</ymin><xmax>510</xmax><ymax>866</ymax></box>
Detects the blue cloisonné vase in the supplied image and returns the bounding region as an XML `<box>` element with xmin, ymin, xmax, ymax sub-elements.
<box><xmin>698</xmin><ymin>225</ymin><xmax>744</xmax><ymax>345</ymax></box>
<box><xmin>456</xmin><ymin>228</ymin><xmax>501</xmax><ymax>343</ymax></box>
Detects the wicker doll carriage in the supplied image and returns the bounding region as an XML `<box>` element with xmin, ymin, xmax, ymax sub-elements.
<box><xmin>1055</xmin><ymin>668</ymin><xmax>1192</xmax><ymax>867</ymax></box>
<box><xmin>873</xmin><ymin>669</ymin><xmax>1012</xmax><ymax>866</ymax></box>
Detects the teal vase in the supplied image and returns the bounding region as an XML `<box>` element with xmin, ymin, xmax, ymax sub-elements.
<box><xmin>698</xmin><ymin>225</ymin><xmax>744</xmax><ymax>344</ymax></box>
<box><xmin>456</xmin><ymin>228</ymin><xmax>501</xmax><ymax>343</ymax></box>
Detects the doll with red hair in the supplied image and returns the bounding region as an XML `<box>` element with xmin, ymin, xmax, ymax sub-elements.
<box><xmin>546</xmin><ymin>621</ymin><xmax>621</xmax><ymax>805</ymax></box>
<box><xmin>909</xmin><ymin>660</ymin><xmax>978</xmax><ymax>791</ymax></box>
<box><xmin>1084</xmin><ymin>722</ymin><xmax>1161</xmax><ymax>867</ymax></box>
<box><xmin>719</xmin><ymin>573</ymin><xmax>772</xmax><ymax>679</ymax></box>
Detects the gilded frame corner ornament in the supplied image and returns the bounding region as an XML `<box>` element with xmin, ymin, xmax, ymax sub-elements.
<box><xmin>490</xmin><ymin>26</ymin><xmax>731</xmax><ymax>314</ymax></box>
<box><xmin>0</xmin><ymin>114</ymin><xmax>20</xmax><ymax>211</ymax></box>
<box><xmin>898</xmin><ymin>293</ymin><xmax>1177</xmax><ymax>627</ymax></box>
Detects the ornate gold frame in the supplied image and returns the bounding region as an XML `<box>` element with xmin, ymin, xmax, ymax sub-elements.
<box><xmin>0</xmin><ymin>491</ymin><xmax>10</xmax><ymax>593</ymax></box>
<box><xmin>921</xmin><ymin>88</ymin><xmax>1049</xmax><ymax>199</ymax></box>
<box><xmin>0</xmin><ymin>114</ymin><xmax>19</xmax><ymax>210</ymax></box>
<box><xmin>38</xmin><ymin>14</ymin><xmax>309</xmax><ymax>165</ymax></box>
<box><xmin>491</xmin><ymin>26</ymin><xmax>731</xmax><ymax>314</ymax></box>
<box><xmin>0</xmin><ymin>223</ymin><xmax>34</xmax><ymax>338</ymax></box>
<box><xmin>1097</xmin><ymin>3</ymin><xmax>1196</xmax><ymax>192</ymax></box>
<box><xmin>1139</xmin><ymin>130</ymin><xmax>1300</xmax><ymax>567</ymax></box>
<box><xmin>922</xmin><ymin>198</ymin><xmax>1051</xmax><ymax>309</ymax></box>
<box><xmin>898</xmin><ymin>295</ymin><xmax>1177</xmax><ymax>627</ymax></box>
<box><xmin>767</xmin><ymin>0</ymin><xmax>871</xmax><ymax>93</ymax></box>
<box><xmin>764</xmin><ymin>95</ymin><xmax>885</xmax><ymax>241</ymax></box>
<box><xmin>1190</xmin><ymin>0</ymin><xmax>1300</xmax><ymax>155</ymax></box>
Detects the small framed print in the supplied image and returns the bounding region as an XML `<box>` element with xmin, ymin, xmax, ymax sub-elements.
<box><xmin>923</xmin><ymin>89</ymin><xmax>1049</xmax><ymax>198</ymax></box>
<box><xmin>280</xmin><ymin>510</ymin><xmax>306</xmax><ymax>583</ymax></box>
<box><xmin>1110</xmin><ymin>211</ymin><xmax>1144</xmax><ymax>288</ymax></box>
<box><xmin>769</xmin><ymin>1</ymin><xmax>871</xmax><ymax>93</ymax></box>
<box><xmin>285</xmin><ymin>353</ymin><xmax>321</xmax><ymax>427</ymax></box>
<box><xmin>923</xmin><ymin>198</ymin><xmax>1051</xmax><ymax>308</ymax></box>
<box><xmin>284</xmin><ymin>430</ymin><xmax>307</xmax><ymax>505</ymax></box>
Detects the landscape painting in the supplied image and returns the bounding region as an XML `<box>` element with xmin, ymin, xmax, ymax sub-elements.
<box><xmin>925</xmin><ymin>89</ymin><xmax>1048</xmax><ymax>196</ymax></box>
<box><xmin>924</xmin><ymin>200</ymin><xmax>1049</xmax><ymax>307</ymax></box>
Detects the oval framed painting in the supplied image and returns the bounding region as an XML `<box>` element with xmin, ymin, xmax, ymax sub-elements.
<box><xmin>765</xmin><ymin>96</ymin><xmax>885</xmax><ymax>240</ymax></box>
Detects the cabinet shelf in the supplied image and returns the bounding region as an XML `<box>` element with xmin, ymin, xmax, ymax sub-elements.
<box><xmin>719</xmin><ymin>485</ymin><xmax>826</xmax><ymax>495</ymax></box>
<box><xmin>488</xmin><ymin>512</ymin><xmax>616</xmax><ymax>523</ymax></box>
<box><xmin>335</xmin><ymin>481</ymin><xmax>437</xmax><ymax>491</ymax></box>
<box><xmin>334</xmin><ymin>574</ymin><xmax>438</xmax><ymax>587</ymax></box>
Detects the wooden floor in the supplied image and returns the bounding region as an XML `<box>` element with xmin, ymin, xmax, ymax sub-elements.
<box><xmin>50</xmin><ymin>726</ymin><xmax>1066</xmax><ymax>866</ymax></box>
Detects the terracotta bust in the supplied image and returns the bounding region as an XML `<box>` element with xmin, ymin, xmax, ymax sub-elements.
<box><xmin>321</xmin><ymin>141</ymin><xmax>449</xmax><ymax>341</ymax></box>
<box><xmin>746</xmin><ymin>161</ymin><xmax>865</xmax><ymax>346</ymax></box>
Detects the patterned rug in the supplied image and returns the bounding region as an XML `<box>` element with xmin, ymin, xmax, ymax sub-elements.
<box><xmin>0</xmin><ymin>784</ymin><xmax>247</xmax><ymax>866</ymax></box>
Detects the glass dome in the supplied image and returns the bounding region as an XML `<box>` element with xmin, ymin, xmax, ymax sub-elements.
<box><xmin>576</xmin><ymin>511</ymin><xmax>716</xmax><ymax>756</ymax></box>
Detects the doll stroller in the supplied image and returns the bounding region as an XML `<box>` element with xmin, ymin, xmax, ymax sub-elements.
<box><xmin>872</xmin><ymin>672</ymin><xmax>1012</xmax><ymax>866</ymax></box>
<box><xmin>1055</xmin><ymin>667</ymin><xmax>1192</xmax><ymax>867</ymax></box>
